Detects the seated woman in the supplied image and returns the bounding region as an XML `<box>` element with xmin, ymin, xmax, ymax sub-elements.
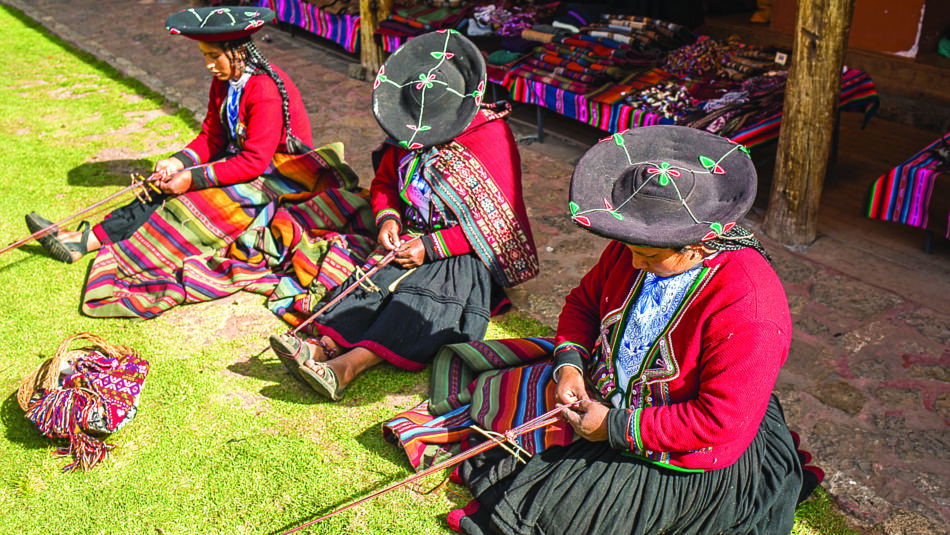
<box><xmin>26</xmin><ymin>7</ymin><xmax>358</xmax><ymax>318</ymax></box>
<box><xmin>387</xmin><ymin>126</ymin><xmax>805</xmax><ymax>534</ymax></box>
<box><xmin>269</xmin><ymin>31</ymin><xmax>539</xmax><ymax>401</ymax></box>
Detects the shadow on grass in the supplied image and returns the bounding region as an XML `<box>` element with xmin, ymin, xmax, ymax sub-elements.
<box><xmin>0</xmin><ymin>246</ymin><xmax>44</xmax><ymax>272</ymax></box>
<box><xmin>67</xmin><ymin>159</ymin><xmax>154</xmax><ymax>187</ymax></box>
<box><xmin>1</xmin><ymin>392</ymin><xmax>48</xmax><ymax>450</ymax></box>
<box><xmin>230</xmin><ymin>345</ymin><xmax>428</xmax><ymax>407</ymax></box>
<box><xmin>353</xmin><ymin>418</ymin><xmax>417</xmax><ymax>469</ymax></box>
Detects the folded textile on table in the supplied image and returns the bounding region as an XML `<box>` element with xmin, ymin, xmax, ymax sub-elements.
<box><xmin>507</xmin><ymin>65</ymin><xmax>592</xmax><ymax>94</ymax></box>
<box><xmin>586</xmin><ymin>67</ymin><xmax>673</xmax><ymax>105</ymax></box>
<box><xmin>302</xmin><ymin>0</ymin><xmax>360</xmax><ymax>15</ymax></box>
<box><xmin>584</xmin><ymin>14</ymin><xmax>696</xmax><ymax>54</ymax></box>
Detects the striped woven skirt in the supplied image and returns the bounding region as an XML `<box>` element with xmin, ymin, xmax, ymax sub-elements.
<box><xmin>81</xmin><ymin>144</ymin><xmax>376</xmax><ymax>319</ymax></box>
<box><xmin>383</xmin><ymin>338</ymin><xmax>802</xmax><ymax>535</ymax></box>
<box><xmin>383</xmin><ymin>337</ymin><xmax>576</xmax><ymax>468</ymax></box>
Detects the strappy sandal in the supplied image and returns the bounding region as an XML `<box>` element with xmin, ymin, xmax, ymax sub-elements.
<box><xmin>298</xmin><ymin>361</ymin><xmax>347</xmax><ymax>401</ymax></box>
<box><xmin>26</xmin><ymin>214</ymin><xmax>90</xmax><ymax>264</ymax></box>
<box><xmin>269</xmin><ymin>334</ymin><xmax>337</xmax><ymax>382</ymax></box>
<box><xmin>25</xmin><ymin>211</ymin><xmax>59</xmax><ymax>252</ymax></box>
<box><xmin>269</xmin><ymin>333</ymin><xmax>310</xmax><ymax>382</ymax></box>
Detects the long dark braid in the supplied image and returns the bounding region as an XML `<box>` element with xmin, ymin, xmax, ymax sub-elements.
<box><xmin>221</xmin><ymin>38</ymin><xmax>293</xmax><ymax>141</ymax></box>
<box><xmin>704</xmin><ymin>225</ymin><xmax>773</xmax><ymax>265</ymax></box>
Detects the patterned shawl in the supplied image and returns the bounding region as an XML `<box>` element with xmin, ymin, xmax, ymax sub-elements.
<box><xmin>417</xmin><ymin>104</ymin><xmax>539</xmax><ymax>287</ymax></box>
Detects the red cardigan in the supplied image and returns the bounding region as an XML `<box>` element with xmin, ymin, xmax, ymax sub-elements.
<box><xmin>554</xmin><ymin>241</ymin><xmax>791</xmax><ymax>471</ymax></box>
<box><xmin>370</xmin><ymin>107</ymin><xmax>537</xmax><ymax>280</ymax></box>
<box><xmin>172</xmin><ymin>64</ymin><xmax>312</xmax><ymax>189</ymax></box>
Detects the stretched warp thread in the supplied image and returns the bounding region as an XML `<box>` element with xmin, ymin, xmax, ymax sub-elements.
<box><xmin>288</xmin><ymin>237</ymin><xmax>420</xmax><ymax>336</ymax></box>
<box><xmin>1</xmin><ymin>164</ymin><xmax>207</xmax><ymax>256</ymax></box>
<box><xmin>279</xmin><ymin>402</ymin><xmax>579</xmax><ymax>534</ymax></box>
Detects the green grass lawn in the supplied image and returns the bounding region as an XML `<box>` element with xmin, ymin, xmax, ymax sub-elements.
<box><xmin>0</xmin><ymin>4</ymin><xmax>861</xmax><ymax>534</ymax></box>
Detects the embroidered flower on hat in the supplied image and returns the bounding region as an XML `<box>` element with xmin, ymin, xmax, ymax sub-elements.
<box><xmin>568</xmin><ymin>126</ymin><xmax>756</xmax><ymax>247</ymax></box>
<box><xmin>372</xmin><ymin>30</ymin><xmax>486</xmax><ymax>148</ymax></box>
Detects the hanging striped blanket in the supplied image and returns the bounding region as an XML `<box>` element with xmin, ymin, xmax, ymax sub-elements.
<box><xmin>866</xmin><ymin>131</ymin><xmax>950</xmax><ymax>237</ymax></box>
<box><xmin>729</xmin><ymin>67</ymin><xmax>879</xmax><ymax>150</ymax></box>
<box><xmin>82</xmin><ymin>143</ymin><xmax>376</xmax><ymax>319</ymax></box>
<box><xmin>383</xmin><ymin>337</ymin><xmax>577</xmax><ymax>471</ymax></box>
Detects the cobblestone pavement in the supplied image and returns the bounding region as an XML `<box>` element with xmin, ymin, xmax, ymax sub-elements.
<box><xmin>3</xmin><ymin>0</ymin><xmax>949</xmax><ymax>532</ymax></box>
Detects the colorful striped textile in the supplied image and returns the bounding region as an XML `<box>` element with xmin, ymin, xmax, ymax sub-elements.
<box><xmin>866</xmin><ymin>131</ymin><xmax>950</xmax><ymax>237</ymax></box>
<box><xmin>728</xmin><ymin>68</ymin><xmax>879</xmax><ymax>151</ymax></box>
<box><xmin>379</xmin><ymin>33</ymin><xmax>407</xmax><ymax>53</ymax></box>
<box><xmin>504</xmin><ymin>74</ymin><xmax>674</xmax><ymax>133</ymax></box>
<box><xmin>383</xmin><ymin>337</ymin><xmax>577</xmax><ymax>471</ymax></box>
<box><xmin>82</xmin><ymin>143</ymin><xmax>375</xmax><ymax>319</ymax></box>
<box><xmin>253</xmin><ymin>0</ymin><xmax>360</xmax><ymax>53</ymax></box>
<box><xmin>496</xmin><ymin>61</ymin><xmax>878</xmax><ymax>149</ymax></box>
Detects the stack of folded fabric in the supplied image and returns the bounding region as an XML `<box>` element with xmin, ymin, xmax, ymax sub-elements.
<box><xmin>585</xmin><ymin>68</ymin><xmax>672</xmax><ymax>106</ymax></box>
<box><xmin>505</xmin><ymin>14</ymin><xmax>673</xmax><ymax>97</ymax></box>
<box><xmin>484</xmin><ymin>35</ymin><xmax>539</xmax><ymax>83</ymax></box>
<box><xmin>376</xmin><ymin>1</ymin><xmax>476</xmax><ymax>52</ymax></box>
<box><xmin>662</xmin><ymin>35</ymin><xmax>779</xmax><ymax>82</ymax></box>
<box><xmin>302</xmin><ymin>0</ymin><xmax>360</xmax><ymax>15</ymax></box>
<box><xmin>678</xmin><ymin>71</ymin><xmax>788</xmax><ymax>136</ymax></box>
<box><xmin>585</xmin><ymin>14</ymin><xmax>696</xmax><ymax>54</ymax></box>
<box><xmin>469</xmin><ymin>2</ymin><xmax>559</xmax><ymax>37</ymax></box>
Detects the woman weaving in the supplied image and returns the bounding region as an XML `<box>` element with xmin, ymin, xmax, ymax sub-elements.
<box><xmin>25</xmin><ymin>7</ymin><xmax>360</xmax><ymax>318</ymax></box>
<box><xmin>269</xmin><ymin>31</ymin><xmax>539</xmax><ymax>401</ymax></box>
<box><xmin>386</xmin><ymin>126</ymin><xmax>806</xmax><ymax>534</ymax></box>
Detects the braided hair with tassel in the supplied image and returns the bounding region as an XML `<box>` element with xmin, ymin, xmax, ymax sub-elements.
<box><xmin>218</xmin><ymin>37</ymin><xmax>294</xmax><ymax>143</ymax></box>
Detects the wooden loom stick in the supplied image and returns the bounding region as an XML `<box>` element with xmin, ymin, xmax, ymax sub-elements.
<box><xmin>289</xmin><ymin>237</ymin><xmax>420</xmax><ymax>336</ymax></box>
<box><xmin>0</xmin><ymin>164</ymin><xmax>207</xmax><ymax>256</ymax></box>
<box><xmin>279</xmin><ymin>402</ymin><xmax>577</xmax><ymax>535</ymax></box>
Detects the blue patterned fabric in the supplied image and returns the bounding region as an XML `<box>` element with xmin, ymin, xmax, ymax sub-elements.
<box><xmin>398</xmin><ymin>150</ymin><xmax>446</xmax><ymax>229</ymax></box>
<box><xmin>613</xmin><ymin>265</ymin><xmax>701</xmax><ymax>405</ymax></box>
<box><xmin>225</xmin><ymin>72</ymin><xmax>251</xmax><ymax>143</ymax></box>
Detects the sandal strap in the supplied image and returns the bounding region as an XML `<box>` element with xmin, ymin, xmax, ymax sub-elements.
<box><xmin>316</xmin><ymin>338</ymin><xmax>338</xmax><ymax>360</ymax></box>
<box><xmin>73</xmin><ymin>221</ymin><xmax>91</xmax><ymax>256</ymax></box>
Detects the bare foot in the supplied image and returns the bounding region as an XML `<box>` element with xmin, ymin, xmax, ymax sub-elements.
<box><xmin>298</xmin><ymin>337</ymin><xmax>335</xmax><ymax>364</ymax></box>
<box><xmin>302</xmin><ymin>347</ymin><xmax>384</xmax><ymax>390</ymax></box>
<box><xmin>56</xmin><ymin>229</ymin><xmax>101</xmax><ymax>262</ymax></box>
<box><xmin>319</xmin><ymin>336</ymin><xmax>342</xmax><ymax>358</ymax></box>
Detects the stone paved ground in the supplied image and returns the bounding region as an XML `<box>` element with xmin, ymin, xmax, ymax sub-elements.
<box><xmin>4</xmin><ymin>0</ymin><xmax>949</xmax><ymax>532</ymax></box>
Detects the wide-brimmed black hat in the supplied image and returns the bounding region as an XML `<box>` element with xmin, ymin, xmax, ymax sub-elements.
<box><xmin>372</xmin><ymin>30</ymin><xmax>486</xmax><ymax>150</ymax></box>
<box><xmin>165</xmin><ymin>7</ymin><xmax>274</xmax><ymax>42</ymax></box>
<box><xmin>569</xmin><ymin>125</ymin><xmax>756</xmax><ymax>248</ymax></box>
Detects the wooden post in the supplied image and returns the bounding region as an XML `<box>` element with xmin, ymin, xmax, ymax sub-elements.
<box><xmin>763</xmin><ymin>0</ymin><xmax>856</xmax><ymax>246</ymax></box>
<box><xmin>359</xmin><ymin>0</ymin><xmax>392</xmax><ymax>78</ymax></box>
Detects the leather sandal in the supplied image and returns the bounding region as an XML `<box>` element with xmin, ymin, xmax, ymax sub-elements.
<box><xmin>27</xmin><ymin>214</ymin><xmax>90</xmax><ymax>264</ymax></box>
<box><xmin>25</xmin><ymin>211</ymin><xmax>60</xmax><ymax>252</ymax></box>
<box><xmin>269</xmin><ymin>333</ymin><xmax>311</xmax><ymax>382</ymax></box>
<box><xmin>298</xmin><ymin>361</ymin><xmax>347</xmax><ymax>401</ymax></box>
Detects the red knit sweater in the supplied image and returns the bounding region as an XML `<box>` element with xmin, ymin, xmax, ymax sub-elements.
<box><xmin>370</xmin><ymin>107</ymin><xmax>530</xmax><ymax>265</ymax></box>
<box><xmin>172</xmin><ymin>64</ymin><xmax>312</xmax><ymax>189</ymax></box>
<box><xmin>555</xmin><ymin>241</ymin><xmax>791</xmax><ymax>470</ymax></box>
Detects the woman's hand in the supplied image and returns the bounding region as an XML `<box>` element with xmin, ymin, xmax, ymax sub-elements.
<box><xmin>378</xmin><ymin>219</ymin><xmax>402</xmax><ymax>251</ymax></box>
<box><xmin>154</xmin><ymin>157</ymin><xmax>184</xmax><ymax>180</ymax></box>
<box><xmin>561</xmin><ymin>399</ymin><xmax>609</xmax><ymax>442</ymax></box>
<box><xmin>158</xmin><ymin>170</ymin><xmax>193</xmax><ymax>194</ymax></box>
<box><xmin>392</xmin><ymin>238</ymin><xmax>425</xmax><ymax>269</ymax></box>
<box><xmin>555</xmin><ymin>365</ymin><xmax>588</xmax><ymax>405</ymax></box>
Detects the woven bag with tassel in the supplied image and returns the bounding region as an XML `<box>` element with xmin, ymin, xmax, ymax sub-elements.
<box><xmin>16</xmin><ymin>332</ymin><xmax>150</xmax><ymax>472</ymax></box>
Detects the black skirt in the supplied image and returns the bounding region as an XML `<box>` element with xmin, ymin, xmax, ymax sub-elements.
<box><xmin>314</xmin><ymin>253</ymin><xmax>504</xmax><ymax>371</ymax></box>
<box><xmin>458</xmin><ymin>395</ymin><xmax>803</xmax><ymax>535</ymax></box>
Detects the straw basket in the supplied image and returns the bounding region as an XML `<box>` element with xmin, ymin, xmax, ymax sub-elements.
<box><xmin>16</xmin><ymin>332</ymin><xmax>136</xmax><ymax>412</ymax></box>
